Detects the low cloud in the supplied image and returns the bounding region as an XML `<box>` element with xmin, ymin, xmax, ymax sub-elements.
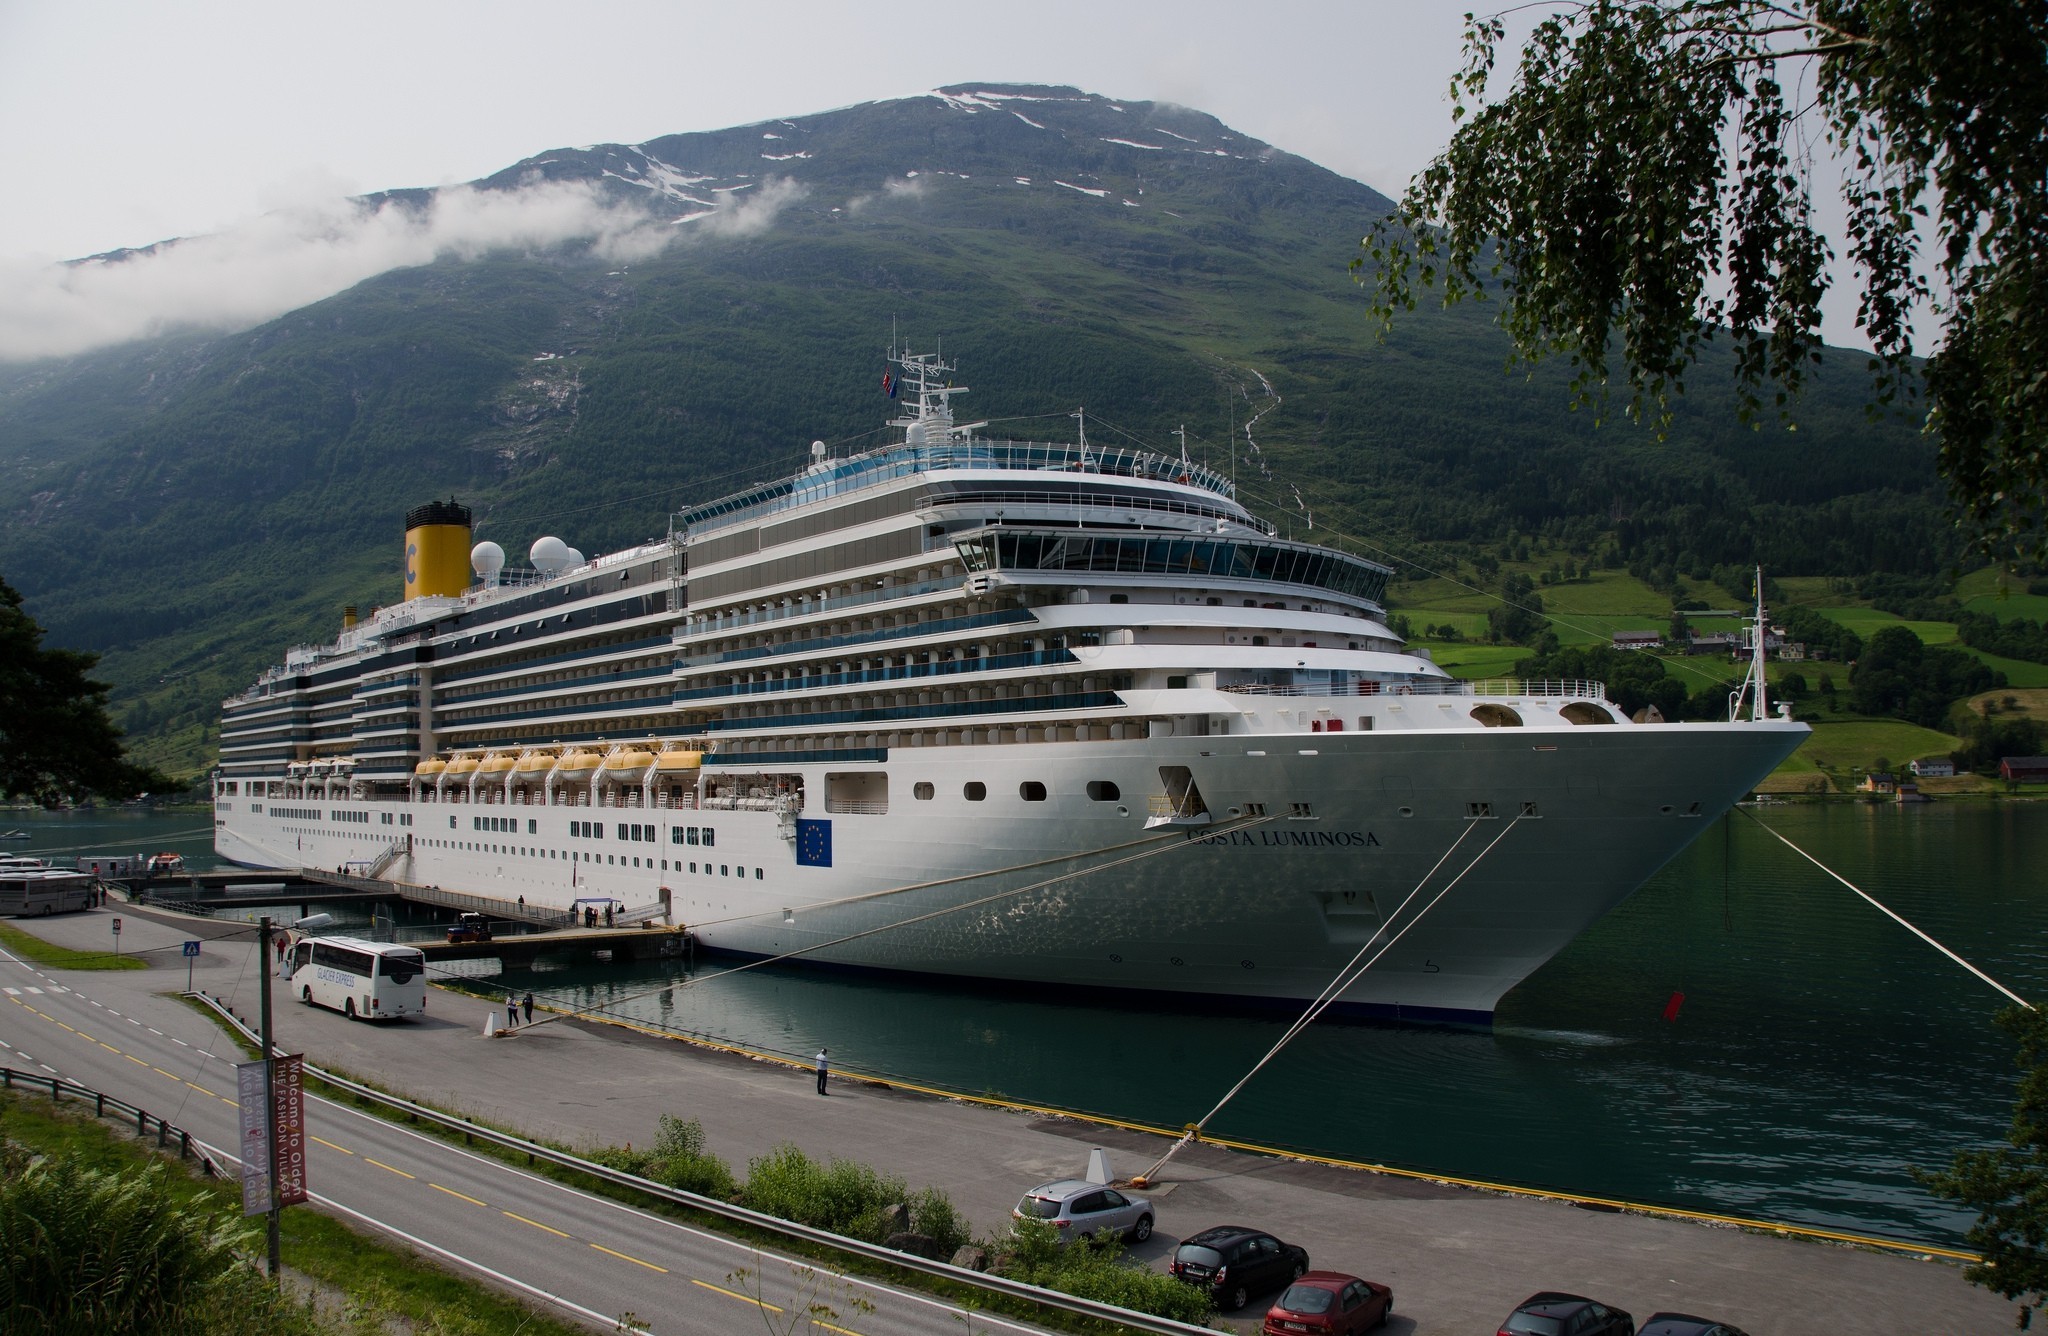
<box><xmin>846</xmin><ymin>174</ymin><xmax>927</xmax><ymax>215</ymax></box>
<box><xmin>0</xmin><ymin>176</ymin><xmax>794</xmax><ymax>363</ymax></box>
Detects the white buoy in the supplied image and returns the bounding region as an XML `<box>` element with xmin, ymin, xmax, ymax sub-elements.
<box><xmin>1085</xmin><ymin>1148</ymin><xmax>1113</xmax><ymax>1185</ymax></box>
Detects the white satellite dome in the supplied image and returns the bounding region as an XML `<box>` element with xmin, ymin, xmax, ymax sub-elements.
<box><xmin>529</xmin><ymin>535</ymin><xmax>573</xmax><ymax>575</ymax></box>
<box><xmin>470</xmin><ymin>541</ymin><xmax>506</xmax><ymax>584</ymax></box>
<box><xmin>561</xmin><ymin>547</ymin><xmax>586</xmax><ymax>568</ymax></box>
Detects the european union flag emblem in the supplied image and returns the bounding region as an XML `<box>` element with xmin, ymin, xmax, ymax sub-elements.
<box><xmin>795</xmin><ymin>818</ymin><xmax>833</xmax><ymax>867</ymax></box>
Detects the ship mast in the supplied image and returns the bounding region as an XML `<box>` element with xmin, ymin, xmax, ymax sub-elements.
<box><xmin>1728</xmin><ymin>565</ymin><xmax>1771</xmax><ymax>722</ymax></box>
<box><xmin>888</xmin><ymin>349</ymin><xmax>982</xmax><ymax>445</ymax></box>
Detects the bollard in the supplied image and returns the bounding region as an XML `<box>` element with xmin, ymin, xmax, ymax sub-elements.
<box><xmin>96</xmin><ymin>1092</ymin><xmax>105</xmax><ymax>1117</ymax></box>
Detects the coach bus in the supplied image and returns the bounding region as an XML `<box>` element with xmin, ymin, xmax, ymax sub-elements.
<box><xmin>285</xmin><ymin>936</ymin><xmax>427</xmax><ymax>1021</ymax></box>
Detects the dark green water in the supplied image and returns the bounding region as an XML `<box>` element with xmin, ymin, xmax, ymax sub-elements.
<box><xmin>14</xmin><ymin>802</ymin><xmax>2040</xmax><ymax>1246</ymax></box>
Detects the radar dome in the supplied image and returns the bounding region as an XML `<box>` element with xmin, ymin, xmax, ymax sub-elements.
<box><xmin>906</xmin><ymin>421</ymin><xmax>928</xmax><ymax>448</ymax></box>
<box><xmin>529</xmin><ymin>536</ymin><xmax>573</xmax><ymax>575</ymax></box>
<box><xmin>561</xmin><ymin>547</ymin><xmax>586</xmax><ymax>568</ymax></box>
<box><xmin>470</xmin><ymin>541</ymin><xmax>505</xmax><ymax>584</ymax></box>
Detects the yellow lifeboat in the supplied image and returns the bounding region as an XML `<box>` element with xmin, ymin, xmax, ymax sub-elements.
<box><xmin>654</xmin><ymin>748</ymin><xmax>703</xmax><ymax>772</ymax></box>
<box><xmin>414</xmin><ymin>758</ymin><xmax>447</xmax><ymax>778</ymax></box>
<box><xmin>444</xmin><ymin>755</ymin><xmax>481</xmax><ymax>778</ymax></box>
<box><xmin>554</xmin><ymin>751</ymin><xmax>600</xmax><ymax>775</ymax></box>
<box><xmin>478</xmin><ymin>754</ymin><xmax>517</xmax><ymax>776</ymax></box>
<box><xmin>513</xmin><ymin>752</ymin><xmax>557</xmax><ymax>776</ymax></box>
<box><xmin>600</xmin><ymin>748</ymin><xmax>655</xmax><ymax>781</ymax></box>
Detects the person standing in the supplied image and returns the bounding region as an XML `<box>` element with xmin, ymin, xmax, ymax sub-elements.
<box><xmin>814</xmin><ymin>1047</ymin><xmax>829</xmax><ymax>1096</ymax></box>
<box><xmin>521</xmin><ymin>992</ymin><xmax>534</xmax><ymax>1024</ymax></box>
<box><xmin>506</xmin><ymin>995</ymin><xmax>519</xmax><ymax>1028</ymax></box>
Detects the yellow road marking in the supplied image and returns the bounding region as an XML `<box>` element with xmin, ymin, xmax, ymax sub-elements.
<box><xmin>184</xmin><ymin>1081</ymin><xmax>215</xmax><ymax>1096</ymax></box>
<box><xmin>365</xmin><ymin>1158</ymin><xmax>414</xmax><ymax>1179</ymax></box>
<box><xmin>97</xmin><ymin>1042</ymin><xmax>120</xmax><ymax>1054</ymax></box>
<box><xmin>503</xmin><ymin>1210</ymin><xmax>569</xmax><ymax>1238</ymax></box>
<box><xmin>310</xmin><ymin>1136</ymin><xmax>352</xmax><ymax>1155</ymax></box>
<box><xmin>692</xmin><ymin>1278</ymin><xmax>779</xmax><ymax>1311</ymax></box>
<box><xmin>591</xmin><ymin>1243</ymin><xmax>668</xmax><ymax>1273</ymax></box>
<box><xmin>125</xmin><ymin>1053</ymin><xmax>149</xmax><ymax>1067</ymax></box>
<box><xmin>812</xmin><ymin>1321</ymin><xmax>861</xmax><ymax>1336</ymax></box>
<box><xmin>430</xmin><ymin>1183</ymin><xmax>487</xmax><ymax>1207</ymax></box>
<box><xmin>153</xmin><ymin>1067</ymin><xmax>179</xmax><ymax>1080</ymax></box>
<box><xmin>55</xmin><ymin>1021</ymin><xmax>75</xmax><ymax>1032</ymax></box>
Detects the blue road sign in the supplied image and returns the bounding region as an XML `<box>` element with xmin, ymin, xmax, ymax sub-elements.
<box><xmin>183</xmin><ymin>940</ymin><xmax>201</xmax><ymax>958</ymax></box>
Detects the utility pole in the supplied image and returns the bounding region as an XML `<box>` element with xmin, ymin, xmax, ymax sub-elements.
<box><xmin>258</xmin><ymin>916</ymin><xmax>281</xmax><ymax>1282</ymax></box>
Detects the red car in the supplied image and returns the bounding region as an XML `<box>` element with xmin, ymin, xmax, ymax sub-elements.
<box><xmin>1262</xmin><ymin>1271</ymin><xmax>1393</xmax><ymax>1334</ymax></box>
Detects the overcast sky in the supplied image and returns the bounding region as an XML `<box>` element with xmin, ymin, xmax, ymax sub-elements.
<box><xmin>0</xmin><ymin>1</ymin><xmax>1899</xmax><ymax>361</ymax></box>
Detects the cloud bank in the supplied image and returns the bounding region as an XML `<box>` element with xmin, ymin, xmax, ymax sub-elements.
<box><xmin>0</xmin><ymin>176</ymin><xmax>802</xmax><ymax>363</ymax></box>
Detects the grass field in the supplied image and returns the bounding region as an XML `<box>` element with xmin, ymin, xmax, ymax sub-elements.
<box><xmin>0</xmin><ymin>921</ymin><xmax>146</xmax><ymax>971</ymax></box>
<box><xmin>1761</xmin><ymin>719</ymin><xmax>1962</xmax><ymax>793</ymax></box>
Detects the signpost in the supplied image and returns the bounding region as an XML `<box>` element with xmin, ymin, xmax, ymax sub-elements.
<box><xmin>110</xmin><ymin>915</ymin><xmax>122</xmax><ymax>958</ymax></box>
<box><xmin>183</xmin><ymin>939</ymin><xmax>200</xmax><ymax>991</ymax></box>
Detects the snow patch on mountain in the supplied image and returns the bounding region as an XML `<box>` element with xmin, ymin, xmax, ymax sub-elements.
<box><xmin>1102</xmin><ymin>138</ymin><xmax>1163</xmax><ymax>151</ymax></box>
<box><xmin>1054</xmin><ymin>180</ymin><xmax>1109</xmax><ymax>198</ymax></box>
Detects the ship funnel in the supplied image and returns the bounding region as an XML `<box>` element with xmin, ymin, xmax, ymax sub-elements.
<box><xmin>404</xmin><ymin>499</ymin><xmax>472</xmax><ymax>601</ymax></box>
<box><xmin>342</xmin><ymin>605</ymin><xmax>358</xmax><ymax>630</ymax></box>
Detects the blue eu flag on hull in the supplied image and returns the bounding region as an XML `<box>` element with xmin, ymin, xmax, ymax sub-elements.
<box><xmin>795</xmin><ymin>818</ymin><xmax>833</xmax><ymax>867</ymax></box>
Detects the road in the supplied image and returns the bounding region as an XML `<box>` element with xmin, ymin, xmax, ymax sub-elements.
<box><xmin>0</xmin><ymin>939</ymin><xmax>1055</xmax><ymax>1336</ymax></box>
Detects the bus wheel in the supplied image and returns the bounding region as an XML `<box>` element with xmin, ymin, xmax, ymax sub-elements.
<box><xmin>345</xmin><ymin>998</ymin><xmax>356</xmax><ymax>1020</ymax></box>
<box><xmin>301</xmin><ymin>986</ymin><xmax>312</xmax><ymax>1006</ymax></box>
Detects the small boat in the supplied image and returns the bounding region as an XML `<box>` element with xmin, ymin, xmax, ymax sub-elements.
<box><xmin>145</xmin><ymin>852</ymin><xmax>187</xmax><ymax>877</ymax></box>
<box><xmin>0</xmin><ymin>829</ymin><xmax>29</xmax><ymax>841</ymax></box>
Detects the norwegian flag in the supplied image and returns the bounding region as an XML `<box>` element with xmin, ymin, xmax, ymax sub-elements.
<box><xmin>882</xmin><ymin>370</ymin><xmax>897</xmax><ymax>399</ymax></box>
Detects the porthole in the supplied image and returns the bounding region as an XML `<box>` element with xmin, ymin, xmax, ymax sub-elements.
<box><xmin>1170</xmin><ymin>956</ymin><xmax>1185</xmax><ymax>966</ymax></box>
<box><xmin>1398</xmin><ymin>806</ymin><xmax>1413</xmax><ymax>817</ymax></box>
<box><xmin>1659</xmin><ymin>804</ymin><xmax>1675</xmax><ymax>814</ymax></box>
<box><xmin>1020</xmin><ymin>781</ymin><xmax>1047</xmax><ymax>801</ymax></box>
<box><xmin>914</xmin><ymin>782</ymin><xmax>934</xmax><ymax>801</ymax></box>
<box><xmin>964</xmin><ymin>782</ymin><xmax>986</xmax><ymax>801</ymax></box>
<box><xmin>1241</xmin><ymin>960</ymin><xmax>1255</xmax><ymax>970</ymax></box>
<box><xmin>1109</xmin><ymin>953</ymin><xmax>1123</xmax><ymax>963</ymax></box>
<box><xmin>1086</xmin><ymin>780</ymin><xmax>1121</xmax><ymax>802</ymax></box>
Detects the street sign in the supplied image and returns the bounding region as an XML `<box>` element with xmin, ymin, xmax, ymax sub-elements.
<box><xmin>110</xmin><ymin>917</ymin><xmax>122</xmax><ymax>934</ymax></box>
<box><xmin>182</xmin><ymin>940</ymin><xmax>201</xmax><ymax>957</ymax></box>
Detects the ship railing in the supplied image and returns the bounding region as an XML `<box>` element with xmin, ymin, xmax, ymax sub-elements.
<box><xmin>673</xmin><ymin>574</ymin><xmax>974</xmax><ymax>642</ymax></box>
<box><xmin>919</xmin><ymin>486</ymin><xmax>1273</xmax><ymax>535</ymax></box>
<box><xmin>1219</xmin><ymin>678</ymin><xmax>1609</xmax><ymax>702</ymax></box>
<box><xmin>823</xmin><ymin>800</ymin><xmax>888</xmax><ymax>815</ymax></box>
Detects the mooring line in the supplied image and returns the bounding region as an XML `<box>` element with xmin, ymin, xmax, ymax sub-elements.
<box><xmin>1738</xmin><ymin>807</ymin><xmax>2032</xmax><ymax>1010</ymax></box>
<box><xmin>525</xmin><ymin>814</ymin><xmax>1281</xmax><ymax>1027</ymax></box>
<box><xmin>1137</xmin><ymin>814</ymin><xmax>1526</xmax><ymax>1184</ymax></box>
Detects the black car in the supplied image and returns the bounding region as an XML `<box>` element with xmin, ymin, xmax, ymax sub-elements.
<box><xmin>1639</xmin><ymin>1315</ymin><xmax>1749</xmax><ymax>1336</ymax></box>
<box><xmin>1170</xmin><ymin>1225</ymin><xmax>1310</xmax><ymax>1311</ymax></box>
<box><xmin>1499</xmin><ymin>1291</ymin><xmax>1635</xmax><ymax>1336</ymax></box>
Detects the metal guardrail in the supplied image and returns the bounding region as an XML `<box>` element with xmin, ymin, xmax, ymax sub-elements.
<box><xmin>0</xmin><ymin>1066</ymin><xmax>220</xmax><ymax>1175</ymax></box>
<box><xmin>1221</xmin><ymin>677</ymin><xmax>1610</xmax><ymax>702</ymax></box>
<box><xmin>190</xmin><ymin>994</ymin><xmax>1215</xmax><ymax>1336</ymax></box>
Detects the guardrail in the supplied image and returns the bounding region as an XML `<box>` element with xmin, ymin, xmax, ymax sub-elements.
<box><xmin>189</xmin><ymin>993</ymin><xmax>1214</xmax><ymax>1336</ymax></box>
<box><xmin>0</xmin><ymin>1066</ymin><xmax>220</xmax><ymax>1175</ymax></box>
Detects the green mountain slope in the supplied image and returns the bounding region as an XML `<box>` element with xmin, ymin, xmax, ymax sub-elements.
<box><xmin>0</xmin><ymin>84</ymin><xmax>1946</xmax><ymax>778</ymax></box>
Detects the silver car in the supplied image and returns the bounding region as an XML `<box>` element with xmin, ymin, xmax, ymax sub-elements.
<box><xmin>1012</xmin><ymin>1179</ymin><xmax>1154</xmax><ymax>1243</ymax></box>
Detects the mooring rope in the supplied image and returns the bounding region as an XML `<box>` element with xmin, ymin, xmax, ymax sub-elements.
<box><xmin>1738</xmin><ymin>807</ymin><xmax>2032</xmax><ymax>1010</ymax></box>
<box><xmin>1135</xmin><ymin>813</ymin><xmax>1527</xmax><ymax>1185</ymax></box>
<box><xmin>522</xmin><ymin>814</ymin><xmax>1281</xmax><ymax>1027</ymax></box>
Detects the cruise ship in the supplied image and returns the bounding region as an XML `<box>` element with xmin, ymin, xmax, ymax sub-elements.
<box><xmin>214</xmin><ymin>351</ymin><xmax>1808</xmax><ymax>1023</ymax></box>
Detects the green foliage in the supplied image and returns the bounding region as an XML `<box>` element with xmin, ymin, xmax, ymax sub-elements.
<box><xmin>588</xmin><ymin>1114</ymin><xmax>737</xmax><ymax>1201</ymax></box>
<box><xmin>1487</xmin><ymin>572</ymin><xmax>1546</xmax><ymax>643</ymax></box>
<box><xmin>1514</xmin><ymin>643</ymin><xmax>1705</xmax><ymax>719</ymax></box>
<box><xmin>0</xmin><ymin>576</ymin><xmax>173</xmax><ymax>801</ymax></box>
<box><xmin>1922</xmin><ymin>1006</ymin><xmax>2048</xmax><ymax>1326</ymax></box>
<box><xmin>1779</xmin><ymin>605</ymin><xmax>1863</xmax><ymax>662</ymax></box>
<box><xmin>1952</xmin><ymin>716</ymin><xmax>2048</xmax><ymax>775</ymax></box>
<box><xmin>742</xmin><ymin>1143</ymin><xmax>962</xmax><ymax>1248</ymax></box>
<box><xmin>0</xmin><ymin>1148</ymin><xmax>313</xmax><ymax>1336</ymax></box>
<box><xmin>1858</xmin><ymin>572</ymin><xmax>1962</xmax><ymax>622</ymax></box>
<box><xmin>1849</xmin><ymin>625</ymin><xmax>2003</xmax><ymax>728</ymax></box>
<box><xmin>1958</xmin><ymin>611</ymin><xmax>2048</xmax><ymax>666</ymax></box>
<box><xmin>1359</xmin><ymin>1</ymin><xmax>2048</xmax><ymax>561</ymax></box>
<box><xmin>998</xmin><ymin>1220</ymin><xmax>1213</xmax><ymax>1326</ymax></box>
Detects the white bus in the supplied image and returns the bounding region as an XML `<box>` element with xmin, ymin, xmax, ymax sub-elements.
<box><xmin>286</xmin><ymin>936</ymin><xmax>427</xmax><ymax>1021</ymax></box>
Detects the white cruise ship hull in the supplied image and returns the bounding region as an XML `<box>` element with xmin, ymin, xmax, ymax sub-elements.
<box><xmin>217</xmin><ymin>720</ymin><xmax>1804</xmax><ymax>1023</ymax></box>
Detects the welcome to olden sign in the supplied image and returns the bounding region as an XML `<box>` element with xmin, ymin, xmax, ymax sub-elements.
<box><xmin>236</xmin><ymin>1055</ymin><xmax>308</xmax><ymax>1215</ymax></box>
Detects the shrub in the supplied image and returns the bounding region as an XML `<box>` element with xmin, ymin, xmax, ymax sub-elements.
<box><xmin>588</xmin><ymin>1115</ymin><xmax>737</xmax><ymax>1201</ymax></box>
<box><xmin>743</xmin><ymin>1144</ymin><xmax>908</xmax><ymax>1241</ymax></box>
<box><xmin>997</xmin><ymin>1221</ymin><xmax>1213</xmax><ymax>1325</ymax></box>
<box><xmin>905</xmin><ymin>1186</ymin><xmax>970</xmax><ymax>1257</ymax></box>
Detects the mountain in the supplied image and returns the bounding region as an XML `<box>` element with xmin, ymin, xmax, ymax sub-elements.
<box><xmin>0</xmin><ymin>84</ymin><xmax>1945</xmax><ymax>778</ymax></box>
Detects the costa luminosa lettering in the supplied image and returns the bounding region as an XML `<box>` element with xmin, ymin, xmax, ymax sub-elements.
<box><xmin>1189</xmin><ymin>829</ymin><xmax>1379</xmax><ymax>847</ymax></box>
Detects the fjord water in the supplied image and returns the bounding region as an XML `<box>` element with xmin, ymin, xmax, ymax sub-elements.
<box><xmin>16</xmin><ymin>802</ymin><xmax>2040</xmax><ymax>1245</ymax></box>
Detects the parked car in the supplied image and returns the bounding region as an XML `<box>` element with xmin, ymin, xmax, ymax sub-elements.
<box><xmin>1170</xmin><ymin>1225</ymin><xmax>1310</xmax><ymax>1311</ymax></box>
<box><xmin>1011</xmin><ymin>1179</ymin><xmax>1153</xmax><ymax>1243</ymax></box>
<box><xmin>1639</xmin><ymin>1316</ymin><xmax>1750</xmax><ymax>1336</ymax></box>
<box><xmin>1261</xmin><ymin>1270</ymin><xmax>1392</xmax><ymax>1334</ymax></box>
<box><xmin>1499</xmin><ymin>1292</ymin><xmax>1635</xmax><ymax>1336</ymax></box>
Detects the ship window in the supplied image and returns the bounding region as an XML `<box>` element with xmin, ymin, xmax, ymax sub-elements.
<box><xmin>689</xmin><ymin>862</ymin><xmax>697</xmax><ymax>872</ymax></box>
<box><xmin>686</xmin><ymin>827</ymin><xmax>699</xmax><ymax>845</ymax></box>
<box><xmin>721</xmin><ymin>865</ymin><xmax>730</xmax><ymax>876</ymax></box>
<box><xmin>964</xmin><ymin>782</ymin><xmax>986</xmax><ymax>802</ymax></box>
<box><xmin>1244</xmin><ymin>802</ymin><xmax>1267</xmax><ymax>817</ymax></box>
<box><xmin>449</xmin><ymin>816</ymin><xmax>456</xmax><ymax>828</ymax></box>
<box><xmin>528</xmin><ymin>819</ymin><xmax>537</xmax><ymax>834</ymax></box>
<box><xmin>1020</xmin><ymin>781</ymin><xmax>1047</xmax><ymax>801</ymax></box>
<box><xmin>672</xmin><ymin>827</ymin><xmax>685</xmax><ymax>844</ymax></box>
<box><xmin>702</xmin><ymin>828</ymin><xmax>715</xmax><ymax>847</ymax></box>
<box><xmin>1087</xmin><ymin>781</ymin><xmax>1120</xmax><ymax>801</ymax></box>
<box><xmin>1466</xmin><ymin>801</ymin><xmax>1495</xmax><ymax>820</ymax></box>
<box><xmin>755</xmin><ymin>867</ymin><xmax>764</xmax><ymax>880</ymax></box>
<box><xmin>1288</xmin><ymin>802</ymin><xmax>1314</xmax><ymax>819</ymax></box>
<box><xmin>914</xmin><ymin>782</ymin><xmax>934</xmax><ymax>800</ymax></box>
<box><xmin>1109</xmin><ymin>594</ymin><xmax>1128</xmax><ymax>604</ymax></box>
<box><xmin>1167</xmin><ymin>675</ymin><xmax>1188</xmax><ymax>689</ymax></box>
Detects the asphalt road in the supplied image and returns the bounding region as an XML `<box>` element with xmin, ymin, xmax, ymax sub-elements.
<box><xmin>0</xmin><ymin>937</ymin><xmax>1057</xmax><ymax>1336</ymax></box>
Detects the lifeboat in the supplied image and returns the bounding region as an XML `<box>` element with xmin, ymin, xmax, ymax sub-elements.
<box><xmin>554</xmin><ymin>751</ymin><xmax>601</xmax><ymax>776</ymax></box>
<box><xmin>477</xmin><ymin>754</ymin><xmax>517</xmax><ymax>777</ymax></box>
<box><xmin>443</xmin><ymin>755</ymin><xmax>481</xmax><ymax>779</ymax></box>
<box><xmin>414</xmin><ymin>758</ymin><xmax>448</xmax><ymax>778</ymax></box>
<box><xmin>513</xmin><ymin>752</ymin><xmax>557</xmax><ymax>776</ymax></box>
<box><xmin>654</xmin><ymin>748</ymin><xmax>704</xmax><ymax>772</ymax></box>
<box><xmin>599</xmin><ymin>748</ymin><xmax>655</xmax><ymax>781</ymax></box>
